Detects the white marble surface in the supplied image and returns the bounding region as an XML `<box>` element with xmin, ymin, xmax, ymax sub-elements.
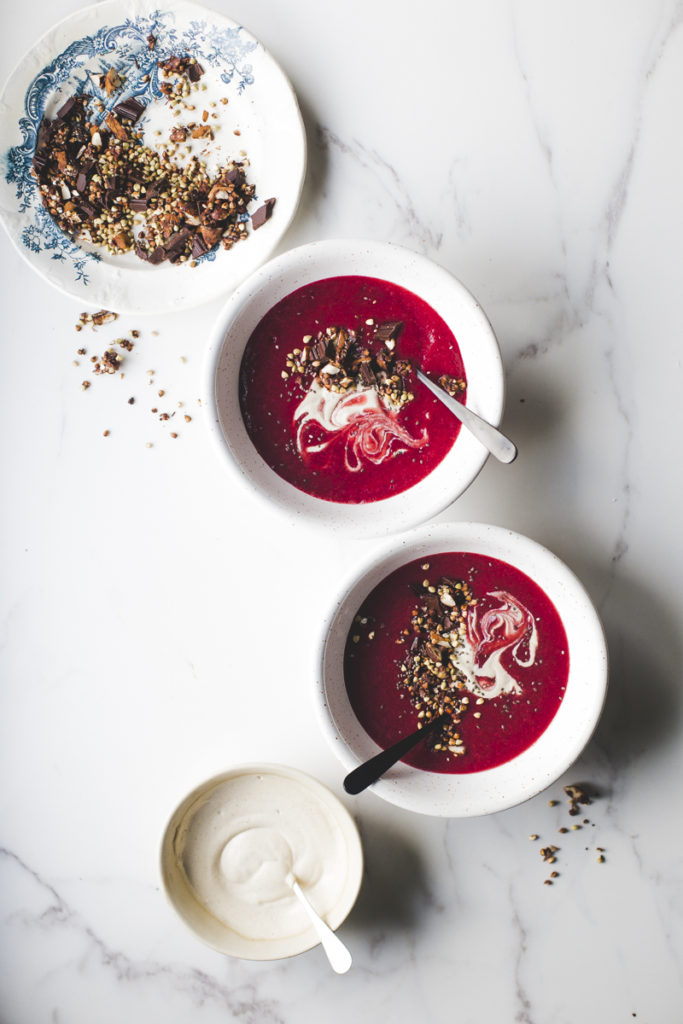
<box><xmin>1</xmin><ymin>1</ymin><xmax>682</xmax><ymax>1021</ymax></box>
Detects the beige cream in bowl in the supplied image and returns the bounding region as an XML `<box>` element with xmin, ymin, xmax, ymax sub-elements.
<box><xmin>161</xmin><ymin>764</ymin><xmax>363</xmax><ymax>960</ymax></box>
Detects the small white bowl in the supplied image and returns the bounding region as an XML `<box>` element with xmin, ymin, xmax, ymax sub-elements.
<box><xmin>160</xmin><ymin>764</ymin><xmax>363</xmax><ymax>960</ymax></box>
<box><xmin>203</xmin><ymin>239</ymin><xmax>504</xmax><ymax>537</ymax></box>
<box><xmin>316</xmin><ymin>523</ymin><xmax>608</xmax><ymax>817</ymax></box>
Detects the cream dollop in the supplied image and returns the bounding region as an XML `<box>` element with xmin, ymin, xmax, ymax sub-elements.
<box><xmin>174</xmin><ymin>772</ymin><xmax>351</xmax><ymax>942</ymax></box>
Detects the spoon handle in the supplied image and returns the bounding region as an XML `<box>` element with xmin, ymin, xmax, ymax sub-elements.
<box><xmin>287</xmin><ymin>874</ymin><xmax>352</xmax><ymax>974</ymax></box>
<box><xmin>343</xmin><ymin>715</ymin><xmax>447</xmax><ymax>795</ymax></box>
<box><xmin>416</xmin><ymin>369</ymin><xmax>517</xmax><ymax>464</ymax></box>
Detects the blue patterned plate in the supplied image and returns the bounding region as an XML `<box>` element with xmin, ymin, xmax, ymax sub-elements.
<box><xmin>0</xmin><ymin>0</ymin><xmax>306</xmax><ymax>313</ymax></box>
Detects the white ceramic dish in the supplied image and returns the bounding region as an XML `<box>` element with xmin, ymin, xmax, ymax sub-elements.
<box><xmin>0</xmin><ymin>0</ymin><xmax>306</xmax><ymax>314</ymax></box>
<box><xmin>204</xmin><ymin>239</ymin><xmax>505</xmax><ymax>537</ymax></box>
<box><xmin>160</xmin><ymin>764</ymin><xmax>363</xmax><ymax>961</ymax></box>
<box><xmin>316</xmin><ymin>522</ymin><xmax>608</xmax><ymax>817</ymax></box>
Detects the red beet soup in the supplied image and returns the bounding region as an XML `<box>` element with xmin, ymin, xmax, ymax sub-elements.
<box><xmin>344</xmin><ymin>552</ymin><xmax>570</xmax><ymax>774</ymax></box>
<box><xmin>238</xmin><ymin>275</ymin><xmax>466</xmax><ymax>503</ymax></box>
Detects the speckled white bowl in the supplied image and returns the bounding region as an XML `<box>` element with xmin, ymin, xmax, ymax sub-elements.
<box><xmin>316</xmin><ymin>523</ymin><xmax>608</xmax><ymax>817</ymax></box>
<box><xmin>203</xmin><ymin>239</ymin><xmax>505</xmax><ymax>537</ymax></box>
<box><xmin>160</xmin><ymin>763</ymin><xmax>363</xmax><ymax>961</ymax></box>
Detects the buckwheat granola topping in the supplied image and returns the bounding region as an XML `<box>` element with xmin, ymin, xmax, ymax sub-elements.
<box><xmin>284</xmin><ymin>319</ymin><xmax>416</xmax><ymax>409</ymax></box>
<box><xmin>32</xmin><ymin>56</ymin><xmax>272</xmax><ymax>265</ymax></box>
<box><xmin>396</xmin><ymin>574</ymin><xmax>479</xmax><ymax>755</ymax></box>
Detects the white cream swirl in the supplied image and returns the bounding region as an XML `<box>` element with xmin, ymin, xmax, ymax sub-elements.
<box><xmin>294</xmin><ymin>381</ymin><xmax>428</xmax><ymax>471</ymax></box>
<box><xmin>450</xmin><ymin>590</ymin><xmax>538</xmax><ymax>699</ymax></box>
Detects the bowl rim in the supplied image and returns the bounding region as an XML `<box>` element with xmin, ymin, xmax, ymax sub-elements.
<box><xmin>314</xmin><ymin>522</ymin><xmax>609</xmax><ymax>817</ymax></box>
<box><xmin>202</xmin><ymin>238</ymin><xmax>505</xmax><ymax>538</ymax></box>
<box><xmin>159</xmin><ymin>762</ymin><xmax>364</xmax><ymax>960</ymax></box>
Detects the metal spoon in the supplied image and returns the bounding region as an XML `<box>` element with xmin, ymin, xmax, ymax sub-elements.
<box><xmin>343</xmin><ymin>714</ymin><xmax>449</xmax><ymax>795</ymax></box>
<box><xmin>416</xmin><ymin>369</ymin><xmax>517</xmax><ymax>464</ymax></box>
<box><xmin>285</xmin><ymin>872</ymin><xmax>352</xmax><ymax>974</ymax></box>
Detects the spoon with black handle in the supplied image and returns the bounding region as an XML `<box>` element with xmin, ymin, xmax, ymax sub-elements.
<box><xmin>343</xmin><ymin>714</ymin><xmax>449</xmax><ymax>795</ymax></box>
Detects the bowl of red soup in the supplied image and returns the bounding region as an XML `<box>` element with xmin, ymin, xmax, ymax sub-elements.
<box><xmin>205</xmin><ymin>240</ymin><xmax>505</xmax><ymax>535</ymax></box>
<box><xmin>317</xmin><ymin>523</ymin><xmax>608</xmax><ymax>816</ymax></box>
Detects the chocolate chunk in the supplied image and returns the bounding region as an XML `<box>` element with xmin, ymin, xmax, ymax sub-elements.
<box><xmin>75</xmin><ymin>165</ymin><xmax>92</xmax><ymax>193</ymax></box>
<box><xmin>359</xmin><ymin>363</ymin><xmax>376</xmax><ymax>387</ymax></box>
<box><xmin>222</xmin><ymin>166</ymin><xmax>242</xmax><ymax>185</ymax></box>
<box><xmin>134</xmin><ymin>241</ymin><xmax>150</xmax><ymax>261</ymax></box>
<box><xmin>164</xmin><ymin>227</ymin><xmax>192</xmax><ymax>262</ymax></box>
<box><xmin>148</xmin><ymin>245</ymin><xmax>167</xmax><ymax>265</ymax></box>
<box><xmin>113</xmin><ymin>98</ymin><xmax>146</xmax><ymax>123</ymax></box>
<box><xmin>129</xmin><ymin>196</ymin><xmax>148</xmax><ymax>212</ymax></box>
<box><xmin>191</xmin><ymin>232</ymin><xmax>209</xmax><ymax>258</ymax></box>
<box><xmin>76</xmin><ymin>199</ymin><xmax>100</xmax><ymax>221</ymax></box>
<box><xmin>56</xmin><ymin>96</ymin><xmax>78</xmax><ymax>121</ymax></box>
<box><xmin>310</xmin><ymin>339</ymin><xmax>327</xmax><ymax>362</ymax></box>
<box><xmin>251</xmin><ymin>197</ymin><xmax>276</xmax><ymax>229</ymax></box>
<box><xmin>423</xmin><ymin>594</ymin><xmax>440</xmax><ymax>616</ymax></box>
<box><xmin>147</xmin><ymin>33</ymin><xmax>156</xmax><ymax>50</ymax></box>
<box><xmin>187</xmin><ymin>61</ymin><xmax>204</xmax><ymax>83</ymax></box>
<box><xmin>374</xmin><ymin>320</ymin><xmax>403</xmax><ymax>342</ymax></box>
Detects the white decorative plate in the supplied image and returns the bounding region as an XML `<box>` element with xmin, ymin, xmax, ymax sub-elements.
<box><xmin>0</xmin><ymin>0</ymin><xmax>306</xmax><ymax>313</ymax></box>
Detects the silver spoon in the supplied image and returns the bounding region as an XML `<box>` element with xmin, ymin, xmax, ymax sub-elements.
<box><xmin>285</xmin><ymin>872</ymin><xmax>352</xmax><ymax>974</ymax></box>
<box><xmin>416</xmin><ymin>369</ymin><xmax>517</xmax><ymax>464</ymax></box>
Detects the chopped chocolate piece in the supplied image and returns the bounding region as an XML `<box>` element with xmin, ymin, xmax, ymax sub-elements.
<box><xmin>251</xmin><ymin>197</ymin><xmax>276</xmax><ymax>229</ymax></box>
<box><xmin>56</xmin><ymin>96</ymin><xmax>78</xmax><ymax>121</ymax></box>
<box><xmin>76</xmin><ymin>199</ymin><xmax>100</xmax><ymax>221</ymax></box>
<box><xmin>113</xmin><ymin>97</ymin><xmax>146</xmax><ymax>123</ymax></box>
<box><xmin>148</xmin><ymin>245</ymin><xmax>167</xmax><ymax>265</ymax></box>
<box><xmin>423</xmin><ymin>593</ymin><xmax>440</xmax><ymax>616</ymax></box>
<box><xmin>374</xmin><ymin>320</ymin><xmax>403</xmax><ymax>342</ymax></box>
<box><xmin>359</xmin><ymin>363</ymin><xmax>376</xmax><ymax>387</ymax></box>
<box><xmin>34</xmin><ymin>73</ymin><xmax>260</xmax><ymax>265</ymax></box>
<box><xmin>169</xmin><ymin>125</ymin><xmax>188</xmax><ymax>143</ymax></box>
<box><xmin>191</xmin><ymin>232</ymin><xmax>209</xmax><ymax>258</ymax></box>
<box><xmin>75</xmin><ymin>159</ymin><xmax>95</xmax><ymax>193</ymax></box>
<box><xmin>147</xmin><ymin>33</ymin><xmax>156</xmax><ymax>50</ymax></box>
<box><xmin>310</xmin><ymin>339</ymin><xmax>327</xmax><ymax>362</ymax></box>
<box><xmin>163</xmin><ymin>227</ymin><xmax>192</xmax><ymax>262</ymax></box>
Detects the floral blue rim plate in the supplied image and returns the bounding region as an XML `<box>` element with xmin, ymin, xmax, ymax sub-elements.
<box><xmin>0</xmin><ymin>0</ymin><xmax>306</xmax><ymax>313</ymax></box>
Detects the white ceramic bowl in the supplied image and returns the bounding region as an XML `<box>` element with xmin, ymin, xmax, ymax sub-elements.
<box><xmin>316</xmin><ymin>523</ymin><xmax>608</xmax><ymax>817</ymax></box>
<box><xmin>160</xmin><ymin>764</ymin><xmax>363</xmax><ymax>960</ymax></box>
<box><xmin>203</xmin><ymin>239</ymin><xmax>504</xmax><ymax>537</ymax></box>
